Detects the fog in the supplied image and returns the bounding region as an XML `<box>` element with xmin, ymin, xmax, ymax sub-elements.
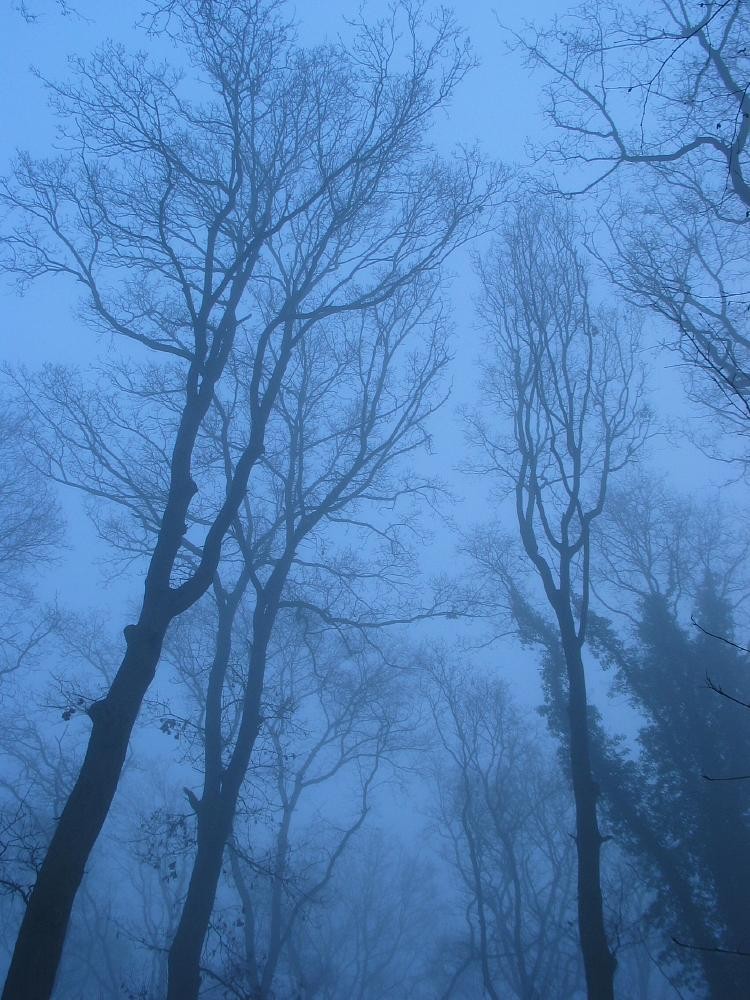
<box><xmin>0</xmin><ymin>2</ymin><xmax>748</xmax><ymax>999</ymax></box>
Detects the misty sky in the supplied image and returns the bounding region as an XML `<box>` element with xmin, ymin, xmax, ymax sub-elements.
<box><xmin>1</xmin><ymin>4</ymin><xmax>748</xmax><ymax>1000</ymax></box>
<box><xmin>0</xmin><ymin>1</ymin><xmax>736</xmax><ymax>743</ymax></box>
<box><xmin>0</xmin><ymin>0</ymin><xmax>722</xmax><ymax>604</ymax></box>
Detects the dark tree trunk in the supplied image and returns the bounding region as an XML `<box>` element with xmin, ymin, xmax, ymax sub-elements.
<box><xmin>1</xmin><ymin>615</ymin><xmax>167</xmax><ymax>1000</ymax></box>
<box><xmin>2</xmin><ymin>376</ymin><xmax>264</xmax><ymax>1000</ymax></box>
<box><xmin>166</xmin><ymin>798</ymin><xmax>237</xmax><ymax>1000</ymax></box>
<box><xmin>166</xmin><ymin>623</ymin><xmax>270</xmax><ymax>1000</ymax></box>
<box><xmin>562</xmin><ymin>630</ymin><xmax>617</xmax><ymax>1000</ymax></box>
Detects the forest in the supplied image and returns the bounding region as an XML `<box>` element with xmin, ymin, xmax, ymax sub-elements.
<box><xmin>0</xmin><ymin>1</ymin><xmax>748</xmax><ymax>998</ymax></box>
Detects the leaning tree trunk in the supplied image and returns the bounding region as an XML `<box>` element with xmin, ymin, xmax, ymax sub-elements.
<box><xmin>2</xmin><ymin>384</ymin><xmax>265</xmax><ymax>1000</ymax></box>
<box><xmin>166</xmin><ymin>795</ymin><xmax>239</xmax><ymax>1000</ymax></box>
<box><xmin>561</xmin><ymin>622</ymin><xmax>617</xmax><ymax>1000</ymax></box>
<box><xmin>166</xmin><ymin>622</ymin><xmax>271</xmax><ymax>1000</ymax></box>
<box><xmin>2</xmin><ymin>608</ymin><xmax>169</xmax><ymax>1000</ymax></box>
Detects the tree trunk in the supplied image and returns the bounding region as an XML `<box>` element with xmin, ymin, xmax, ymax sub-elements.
<box><xmin>3</xmin><ymin>404</ymin><xmax>214</xmax><ymax>1000</ymax></box>
<box><xmin>699</xmin><ymin>788</ymin><xmax>750</xmax><ymax>997</ymax></box>
<box><xmin>166</xmin><ymin>630</ymin><xmax>270</xmax><ymax>1000</ymax></box>
<box><xmin>562</xmin><ymin>631</ymin><xmax>617</xmax><ymax>1000</ymax></box>
<box><xmin>461</xmin><ymin>795</ymin><xmax>500</xmax><ymax>1000</ymax></box>
<box><xmin>1</xmin><ymin>366</ymin><xmax>268</xmax><ymax>1000</ymax></box>
<box><xmin>166</xmin><ymin>797</ymin><xmax>237</xmax><ymax>1000</ymax></box>
<box><xmin>1</xmin><ymin>615</ymin><xmax>167</xmax><ymax>1000</ymax></box>
<box><xmin>259</xmin><ymin>802</ymin><xmax>294</xmax><ymax>997</ymax></box>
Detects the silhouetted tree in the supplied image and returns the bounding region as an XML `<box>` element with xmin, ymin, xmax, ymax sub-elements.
<box><xmin>518</xmin><ymin>0</ymin><xmax>750</xmax><ymax>469</ymax></box>
<box><xmin>471</xmin><ymin>201</ymin><xmax>649</xmax><ymax>999</ymax></box>
<box><xmin>0</xmin><ymin>409</ymin><xmax>62</xmax><ymax>682</ymax></box>
<box><xmin>590</xmin><ymin>483</ymin><xmax>750</xmax><ymax>997</ymax></box>
<box><xmin>162</xmin><ymin>275</ymin><xmax>455</xmax><ymax>999</ymax></box>
<box><xmin>0</xmin><ymin>1</ymin><xmax>494</xmax><ymax>994</ymax></box>
<box><xmin>208</xmin><ymin>633</ymin><xmax>415</xmax><ymax>999</ymax></box>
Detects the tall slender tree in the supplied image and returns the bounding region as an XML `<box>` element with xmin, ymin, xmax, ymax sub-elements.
<box><xmin>471</xmin><ymin>202</ymin><xmax>649</xmax><ymax>999</ymax></box>
<box><xmin>0</xmin><ymin>2</ymin><xmax>494</xmax><ymax>995</ymax></box>
<box><xmin>165</xmin><ymin>283</ymin><xmax>453</xmax><ymax>999</ymax></box>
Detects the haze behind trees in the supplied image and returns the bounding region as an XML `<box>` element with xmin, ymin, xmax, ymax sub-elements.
<box><xmin>0</xmin><ymin>2</ymin><xmax>748</xmax><ymax>999</ymax></box>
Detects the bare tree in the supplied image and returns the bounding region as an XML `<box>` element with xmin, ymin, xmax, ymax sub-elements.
<box><xmin>0</xmin><ymin>410</ymin><xmax>60</xmax><ymax>589</ymax></box>
<box><xmin>518</xmin><ymin>1</ymin><xmax>750</xmax><ymax>204</ymax></box>
<box><xmin>158</xmin><ymin>274</ymin><xmax>454</xmax><ymax>998</ymax></box>
<box><xmin>0</xmin><ymin>1</ymin><xmax>495</xmax><ymax>994</ymax></box>
<box><xmin>12</xmin><ymin>0</ymin><xmax>80</xmax><ymax>22</ymax></box>
<box><xmin>285</xmin><ymin>829</ymin><xmax>437</xmax><ymax>1000</ymax></box>
<box><xmin>471</xmin><ymin>202</ymin><xmax>649</xmax><ymax>999</ymax></box>
<box><xmin>426</xmin><ymin>654</ymin><xmax>581</xmax><ymax>1000</ymax></box>
<box><xmin>516</xmin><ymin>0</ymin><xmax>750</xmax><ymax>466</ymax></box>
<box><xmin>594</xmin><ymin>474</ymin><xmax>750</xmax><ymax>624</ymax></box>
<box><xmin>0</xmin><ymin>408</ymin><xmax>62</xmax><ymax>682</ymax></box>
<box><xmin>202</xmin><ymin>630</ymin><xmax>414</xmax><ymax>999</ymax></box>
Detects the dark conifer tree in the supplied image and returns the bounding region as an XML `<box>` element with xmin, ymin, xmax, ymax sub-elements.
<box><xmin>593</xmin><ymin>578</ymin><xmax>750</xmax><ymax>998</ymax></box>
